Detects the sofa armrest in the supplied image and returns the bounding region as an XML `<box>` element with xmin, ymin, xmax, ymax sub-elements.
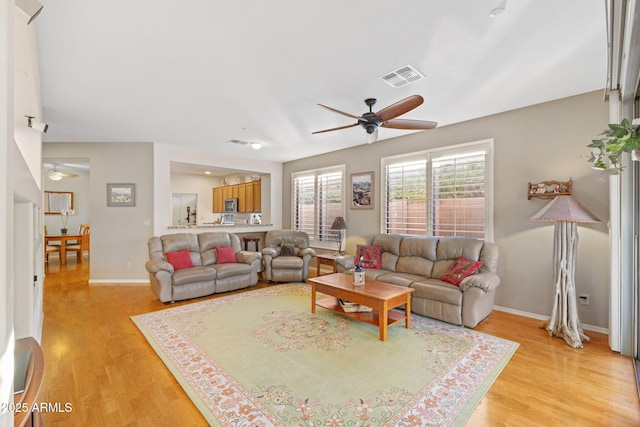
<box><xmin>262</xmin><ymin>247</ymin><xmax>278</xmax><ymax>258</ymax></box>
<box><xmin>145</xmin><ymin>259</ymin><xmax>174</xmax><ymax>274</ymax></box>
<box><xmin>299</xmin><ymin>247</ymin><xmax>316</xmax><ymax>259</ymax></box>
<box><xmin>237</xmin><ymin>251</ymin><xmax>262</xmax><ymax>265</ymax></box>
<box><xmin>335</xmin><ymin>255</ymin><xmax>355</xmax><ymax>272</ymax></box>
<box><xmin>459</xmin><ymin>271</ymin><xmax>500</xmax><ymax>292</ymax></box>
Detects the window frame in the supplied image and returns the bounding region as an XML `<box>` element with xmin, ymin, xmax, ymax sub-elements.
<box><xmin>291</xmin><ymin>164</ymin><xmax>346</xmax><ymax>249</ymax></box>
<box><xmin>380</xmin><ymin>139</ymin><xmax>494</xmax><ymax>241</ymax></box>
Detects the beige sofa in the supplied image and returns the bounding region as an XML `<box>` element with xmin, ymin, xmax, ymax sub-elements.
<box><xmin>335</xmin><ymin>234</ymin><xmax>500</xmax><ymax>328</ymax></box>
<box><xmin>145</xmin><ymin>232</ymin><xmax>262</xmax><ymax>303</ymax></box>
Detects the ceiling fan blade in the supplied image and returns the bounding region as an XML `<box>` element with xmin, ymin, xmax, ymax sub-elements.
<box><xmin>367</xmin><ymin>127</ymin><xmax>378</xmax><ymax>144</ymax></box>
<box><xmin>375</xmin><ymin>95</ymin><xmax>424</xmax><ymax>122</ymax></box>
<box><xmin>312</xmin><ymin>123</ymin><xmax>359</xmax><ymax>134</ymax></box>
<box><xmin>60</xmin><ymin>172</ymin><xmax>78</xmax><ymax>178</ymax></box>
<box><xmin>318</xmin><ymin>104</ymin><xmax>364</xmax><ymax>121</ymax></box>
<box><xmin>381</xmin><ymin>118</ymin><xmax>438</xmax><ymax>130</ymax></box>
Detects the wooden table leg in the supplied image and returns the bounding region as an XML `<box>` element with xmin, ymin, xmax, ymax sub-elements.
<box><xmin>379</xmin><ymin>301</ymin><xmax>388</xmax><ymax>341</ymax></box>
<box><xmin>60</xmin><ymin>241</ymin><xmax>67</xmax><ymax>265</ymax></box>
<box><xmin>405</xmin><ymin>295</ymin><xmax>412</xmax><ymax>329</ymax></box>
<box><xmin>311</xmin><ymin>282</ymin><xmax>316</xmax><ymax>314</ymax></box>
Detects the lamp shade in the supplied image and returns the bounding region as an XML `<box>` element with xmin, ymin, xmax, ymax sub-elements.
<box><xmin>530</xmin><ymin>195</ymin><xmax>601</xmax><ymax>223</ymax></box>
<box><xmin>331</xmin><ymin>216</ymin><xmax>347</xmax><ymax>230</ymax></box>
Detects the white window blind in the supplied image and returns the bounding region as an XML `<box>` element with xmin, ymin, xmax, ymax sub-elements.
<box><xmin>385</xmin><ymin>159</ymin><xmax>427</xmax><ymax>235</ymax></box>
<box><xmin>292</xmin><ymin>166</ymin><xmax>344</xmax><ymax>246</ymax></box>
<box><xmin>431</xmin><ymin>151</ymin><xmax>486</xmax><ymax>239</ymax></box>
<box><xmin>382</xmin><ymin>141</ymin><xmax>493</xmax><ymax>240</ymax></box>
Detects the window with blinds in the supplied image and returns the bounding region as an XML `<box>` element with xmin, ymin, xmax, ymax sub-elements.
<box><xmin>431</xmin><ymin>151</ymin><xmax>486</xmax><ymax>239</ymax></box>
<box><xmin>292</xmin><ymin>166</ymin><xmax>344</xmax><ymax>246</ymax></box>
<box><xmin>382</xmin><ymin>140</ymin><xmax>493</xmax><ymax>240</ymax></box>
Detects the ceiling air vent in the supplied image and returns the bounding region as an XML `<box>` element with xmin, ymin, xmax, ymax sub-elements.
<box><xmin>380</xmin><ymin>64</ymin><xmax>425</xmax><ymax>88</ymax></box>
<box><xmin>228</xmin><ymin>139</ymin><xmax>249</xmax><ymax>145</ymax></box>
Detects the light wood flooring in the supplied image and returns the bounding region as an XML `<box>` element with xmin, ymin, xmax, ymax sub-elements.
<box><xmin>39</xmin><ymin>260</ymin><xmax>640</xmax><ymax>426</ymax></box>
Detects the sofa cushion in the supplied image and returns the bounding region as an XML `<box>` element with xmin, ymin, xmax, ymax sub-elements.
<box><xmin>172</xmin><ymin>265</ymin><xmax>217</xmax><ymax>286</ymax></box>
<box><xmin>375</xmin><ymin>272</ymin><xmax>425</xmax><ymax>288</ymax></box>
<box><xmin>411</xmin><ymin>279</ymin><xmax>463</xmax><ymax>306</ymax></box>
<box><xmin>165</xmin><ymin>249</ymin><xmax>194</xmax><ymax>270</ymax></box>
<box><xmin>441</xmin><ymin>257</ymin><xmax>483</xmax><ymax>286</ymax></box>
<box><xmin>370</xmin><ymin>234</ymin><xmax>402</xmax><ymax>256</ymax></box>
<box><xmin>215</xmin><ymin>263</ymin><xmax>252</xmax><ymax>279</ymax></box>
<box><xmin>272</xmin><ymin>256</ymin><xmax>303</xmax><ymax>269</ymax></box>
<box><xmin>356</xmin><ymin>245</ymin><xmax>381</xmax><ymax>269</ymax></box>
<box><xmin>216</xmin><ymin>246</ymin><xmax>236</xmax><ymax>264</ymax></box>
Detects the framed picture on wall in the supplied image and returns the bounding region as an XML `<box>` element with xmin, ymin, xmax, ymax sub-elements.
<box><xmin>107</xmin><ymin>183</ymin><xmax>136</xmax><ymax>207</ymax></box>
<box><xmin>351</xmin><ymin>171</ymin><xmax>374</xmax><ymax>209</ymax></box>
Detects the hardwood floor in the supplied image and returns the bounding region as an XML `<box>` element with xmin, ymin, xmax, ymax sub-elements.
<box><xmin>40</xmin><ymin>261</ymin><xmax>640</xmax><ymax>426</ymax></box>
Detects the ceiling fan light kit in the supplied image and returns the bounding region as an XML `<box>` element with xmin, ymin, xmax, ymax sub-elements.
<box><xmin>47</xmin><ymin>163</ymin><xmax>78</xmax><ymax>181</ymax></box>
<box><xmin>313</xmin><ymin>94</ymin><xmax>437</xmax><ymax>143</ymax></box>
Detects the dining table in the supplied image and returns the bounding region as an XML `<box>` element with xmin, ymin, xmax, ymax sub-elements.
<box><xmin>45</xmin><ymin>234</ymin><xmax>82</xmax><ymax>265</ymax></box>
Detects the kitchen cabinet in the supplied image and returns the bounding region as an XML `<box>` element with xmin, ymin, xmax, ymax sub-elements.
<box><xmin>212</xmin><ymin>181</ymin><xmax>262</xmax><ymax>213</ymax></box>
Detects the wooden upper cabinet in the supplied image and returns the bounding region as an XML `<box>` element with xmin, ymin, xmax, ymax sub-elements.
<box><xmin>253</xmin><ymin>181</ymin><xmax>261</xmax><ymax>212</ymax></box>
<box><xmin>238</xmin><ymin>183</ymin><xmax>247</xmax><ymax>212</ymax></box>
<box><xmin>212</xmin><ymin>181</ymin><xmax>262</xmax><ymax>213</ymax></box>
<box><xmin>212</xmin><ymin>187</ymin><xmax>223</xmax><ymax>213</ymax></box>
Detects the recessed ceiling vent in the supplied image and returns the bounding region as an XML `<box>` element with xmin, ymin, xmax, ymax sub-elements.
<box><xmin>380</xmin><ymin>64</ymin><xmax>425</xmax><ymax>88</ymax></box>
<box><xmin>228</xmin><ymin>139</ymin><xmax>249</xmax><ymax>146</ymax></box>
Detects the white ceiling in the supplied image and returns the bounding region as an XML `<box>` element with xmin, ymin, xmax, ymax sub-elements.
<box><xmin>36</xmin><ymin>0</ymin><xmax>607</xmax><ymax>163</ymax></box>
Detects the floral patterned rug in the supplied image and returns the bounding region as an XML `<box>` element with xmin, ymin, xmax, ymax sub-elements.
<box><xmin>131</xmin><ymin>284</ymin><xmax>518</xmax><ymax>426</ymax></box>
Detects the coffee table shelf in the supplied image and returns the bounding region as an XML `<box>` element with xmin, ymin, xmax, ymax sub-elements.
<box><xmin>316</xmin><ymin>296</ymin><xmax>407</xmax><ymax>327</ymax></box>
<box><xmin>309</xmin><ymin>273</ymin><xmax>414</xmax><ymax>341</ymax></box>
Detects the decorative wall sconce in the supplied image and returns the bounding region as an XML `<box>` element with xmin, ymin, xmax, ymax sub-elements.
<box><xmin>26</xmin><ymin>116</ymin><xmax>49</xmax><ymax>133</ymax></box>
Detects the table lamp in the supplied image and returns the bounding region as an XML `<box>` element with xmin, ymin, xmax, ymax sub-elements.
<box><xmin>331</xmin><ymin>216</ymin><xmax>347</xmax><ymax>255</ymax></box>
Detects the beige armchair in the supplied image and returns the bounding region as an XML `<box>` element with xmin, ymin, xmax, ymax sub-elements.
<box><xmin>262</xmin><ymin>230</ymin><xmax>316</xmax><ymax>283</ymax></box>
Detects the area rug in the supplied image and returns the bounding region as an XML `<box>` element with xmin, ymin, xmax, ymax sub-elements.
<box><xmin>132</xmin><ymin>284</ymin><xmax>518</xmax><ymax>426</ymax></box>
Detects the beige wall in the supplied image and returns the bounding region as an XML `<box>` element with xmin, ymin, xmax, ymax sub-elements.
<box><xmin>42</xmin><ymin>142</ymin><xmax>155</xmax><ymax>283</ymax></box>
<box><xmin>283</xmin><ymin>91</ymin><xmax>610</xmax><ymax>329</ymax></box>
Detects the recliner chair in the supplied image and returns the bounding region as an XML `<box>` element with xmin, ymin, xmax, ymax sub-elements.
<box><xmin>262</xmin><ymin>230</ymin><xmax>316</xmax><ymax>283</ymax></box>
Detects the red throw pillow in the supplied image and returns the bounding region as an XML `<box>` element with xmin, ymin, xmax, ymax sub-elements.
<box><xmin>165</xmin><ymin>249</ymin><xmax>194</xmax><ymax>270</ymax></box>
<box><xmin>356</xmin><ymin>245</ymin><xmax>382</xmax><ymax>269</ymax></box>
<box><xmin>441</xmin><ymin>257</ymin><xmax>483</xmax><ymax>286</ymax></box>
<box><xmin>216</xmin><ymin>246</ymin><xmax>236</xmax><ymax>264</ymax></box>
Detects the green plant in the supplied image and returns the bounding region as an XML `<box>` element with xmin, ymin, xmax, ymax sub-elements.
<box><xmin>587</xmin><ymin>118</ymin><xmax>640</xmax><ymax>173</ymax></box>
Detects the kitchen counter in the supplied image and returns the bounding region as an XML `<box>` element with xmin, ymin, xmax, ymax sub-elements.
<box><xmin>163</xmin><ymin>223</ymin><xmax>274</xmax><ymax>234</ymax></box>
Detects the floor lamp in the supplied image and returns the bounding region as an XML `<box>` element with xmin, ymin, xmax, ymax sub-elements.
<box><xmin>530</xmin><ymin>195</ymin><xmax>601</xmax><ymax>348</ymax></box>
<box><xmin>331</xmin><ymin>216</ymin><xmax>347</xmax><ymax>255</ymax></box>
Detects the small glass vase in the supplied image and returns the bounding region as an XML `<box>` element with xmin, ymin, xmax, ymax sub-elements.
<box><xmin>60</xmin><ymin>228</ymin><xmax>68</xmax><ymax>234</ymax></box>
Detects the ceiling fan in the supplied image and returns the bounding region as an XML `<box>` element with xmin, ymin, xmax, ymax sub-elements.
<box><xmin>312</xmin><ymin>95</ymin><xmax>438</xmax><ymax>143</ymax></box>
<box><xmin>47</xmin><ymin>163</ymin><xmax>78</xmax><ymax>181</ymax></box>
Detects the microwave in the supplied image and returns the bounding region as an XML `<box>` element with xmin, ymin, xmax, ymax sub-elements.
<box><xmin>224</xmin><ymin>198</ymin><xmax>238</xmax><ymax>212</ymax></box>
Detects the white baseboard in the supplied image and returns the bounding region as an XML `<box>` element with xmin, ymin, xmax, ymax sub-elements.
<box><xmin>88</xmin><ymin>279</ymin><xmax>149</xmax><ymax>286</ymax></box>
<box><xmin>494</xmin><ymin>305</ymin><xmax>609</xmax><ymax>335</ymax></box>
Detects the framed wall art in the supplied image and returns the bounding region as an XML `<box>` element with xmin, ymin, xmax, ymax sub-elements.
<box><xmin>107</xmin><ymin>183</ymin><xmax>136</xmax><ymax>207</ymax></box>
<box><xmin>351</xmin><ymin>171</ymin><xmax>374</xmax><ymax>209</ymax></box>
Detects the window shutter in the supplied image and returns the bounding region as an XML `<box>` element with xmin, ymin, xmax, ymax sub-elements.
<box><xmin>431</xmin><ymin>151</ymin><xmax>486</xmax><ymax>238</ymax></box>
<box><xmin>385</xmin><ymin>159</ymin><xmax>427</xmax><ymax>235</ymax></box>
<box><xmin>317</xmin><ymin>172</ymin><xmax>343</xmax><ymax>243</ymax></box>
<box><xmin>293</xmin><ymin>175</ymin><xmax>316</xmax><ymax>239</ymax></box>
<box><xmin>292</xmin><ymin>167</ymin><xmax>344</xmax><ymax>246</ymax></box>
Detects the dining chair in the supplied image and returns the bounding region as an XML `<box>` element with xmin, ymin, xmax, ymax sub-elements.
<box><xmin>66</xmin><ymin>225</ymin><xmax>90</xmax><ymax>263</ymax></box>
<box><xmin>45</xmin><ymin>242</ymin><xmax>61</xmax><ymax>263</ymax></box>
<box><xmin>44</xmin><ymin>225</ymin><xmax>61</xmax><ymax>247</ymax></box>
<box><xmin>67</xmin><ymin>223</ymin><xmax>89</xmax><ymax>245</ymax></box>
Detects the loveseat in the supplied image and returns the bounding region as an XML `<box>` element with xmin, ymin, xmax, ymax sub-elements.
<box><xmin>145</xmin><ymin>232</ymin><xmax>262</xmax><ymax>303</ymax></box>
<box><xmin>335</xmin><ymin>234</ymin><xmax>499</xmax><ymax>328</ymax></box>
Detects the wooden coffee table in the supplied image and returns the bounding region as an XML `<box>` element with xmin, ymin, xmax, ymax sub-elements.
<box><xmin>309</xmin><ymin>273</ymin><xmax>415</xmax><ymax>341</ymax></box>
